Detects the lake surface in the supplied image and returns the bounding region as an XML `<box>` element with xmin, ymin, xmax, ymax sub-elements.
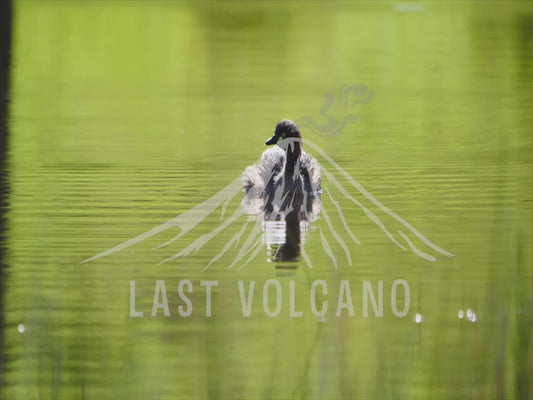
<box><xmin>1</xmin><ymin>1</ymin><xmax>531</xmax><ymax>399</ymax></box>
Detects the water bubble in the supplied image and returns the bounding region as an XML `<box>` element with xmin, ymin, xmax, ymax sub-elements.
<box><xmin>461</xmin><ymin>308</ymin><xmax>477</xmax><ymax>323</ymax></box>
<box><xmin>17</xmin><ymin>324</ymin><xmax>25</xmax><ymax>334</ymax></box>
<box><xmin>415</xmin><ymin>313</ymin><xmax>424</xmax><ymax>323</ymax></box>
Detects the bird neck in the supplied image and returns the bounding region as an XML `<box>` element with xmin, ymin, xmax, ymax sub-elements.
<box><xmin>284</xmin><ymin>139</ymin><xmax>302</xmax><ymax>178</ymax></box>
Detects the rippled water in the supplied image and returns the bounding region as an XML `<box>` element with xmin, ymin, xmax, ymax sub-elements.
<box><xmin>1</xmin><ymin>1</ymin><xmax>532</xmax><ymax>399</ymax></box>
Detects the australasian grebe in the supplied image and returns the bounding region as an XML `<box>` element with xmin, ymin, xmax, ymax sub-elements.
<box><xmin>243</xmin><ymin>119</ymin><xmax>321</xmax><ymax>260</ymax></box>
<box><xmin>243</xmin><ymin>120</ymin><xmax>321</xmax><ymax>218</ymax></box>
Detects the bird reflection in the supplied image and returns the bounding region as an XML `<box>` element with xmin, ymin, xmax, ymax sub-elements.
<box><xmin>262</xmin><ymin>220</ymin><xmax>311</xmax><ymax>266</ymax></box>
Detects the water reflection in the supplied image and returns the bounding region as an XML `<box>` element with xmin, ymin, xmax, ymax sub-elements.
<box><xmin>263</xmin><ymin>220</ymin><xmax>312</xmax><ymax>264</ymax></box>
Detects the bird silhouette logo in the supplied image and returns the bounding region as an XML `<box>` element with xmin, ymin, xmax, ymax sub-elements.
<box><xmin>297</xmin><ymin>83</ymin><xmax>374</xmax><ymax>137</ymax></box>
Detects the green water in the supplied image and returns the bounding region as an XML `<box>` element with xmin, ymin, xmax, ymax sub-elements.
<box><xmin>1</xmin><ymin>1</ymin><xmax>532</xmax><ymax>399</ymax></box>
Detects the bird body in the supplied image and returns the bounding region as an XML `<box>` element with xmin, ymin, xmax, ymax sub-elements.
<box><xmin>242</xmin><ymin>120</ymin><xmax>321</xmax><ymax>220</ymax></box>
<box><xmin>242</xmin><ymin>145</ymin><xmax>321</xmax><ymax>219</ymax></box>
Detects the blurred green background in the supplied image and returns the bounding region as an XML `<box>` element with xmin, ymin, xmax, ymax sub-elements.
<box><xmin>1</xmin><ymin>1</ymin><xmax>532</xmax><ymax>399</ymax></box>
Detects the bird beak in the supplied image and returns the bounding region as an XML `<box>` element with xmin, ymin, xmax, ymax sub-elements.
<box><xmin>265</xmin><ymin>134</ymin><xmax>279</xmax><ymax>145</ymax></box>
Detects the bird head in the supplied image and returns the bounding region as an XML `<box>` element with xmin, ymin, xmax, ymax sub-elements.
<box><xmin>265</xmin><ymin>119</ymin><xmax>302</xmax><ymax>146</ymax></box>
